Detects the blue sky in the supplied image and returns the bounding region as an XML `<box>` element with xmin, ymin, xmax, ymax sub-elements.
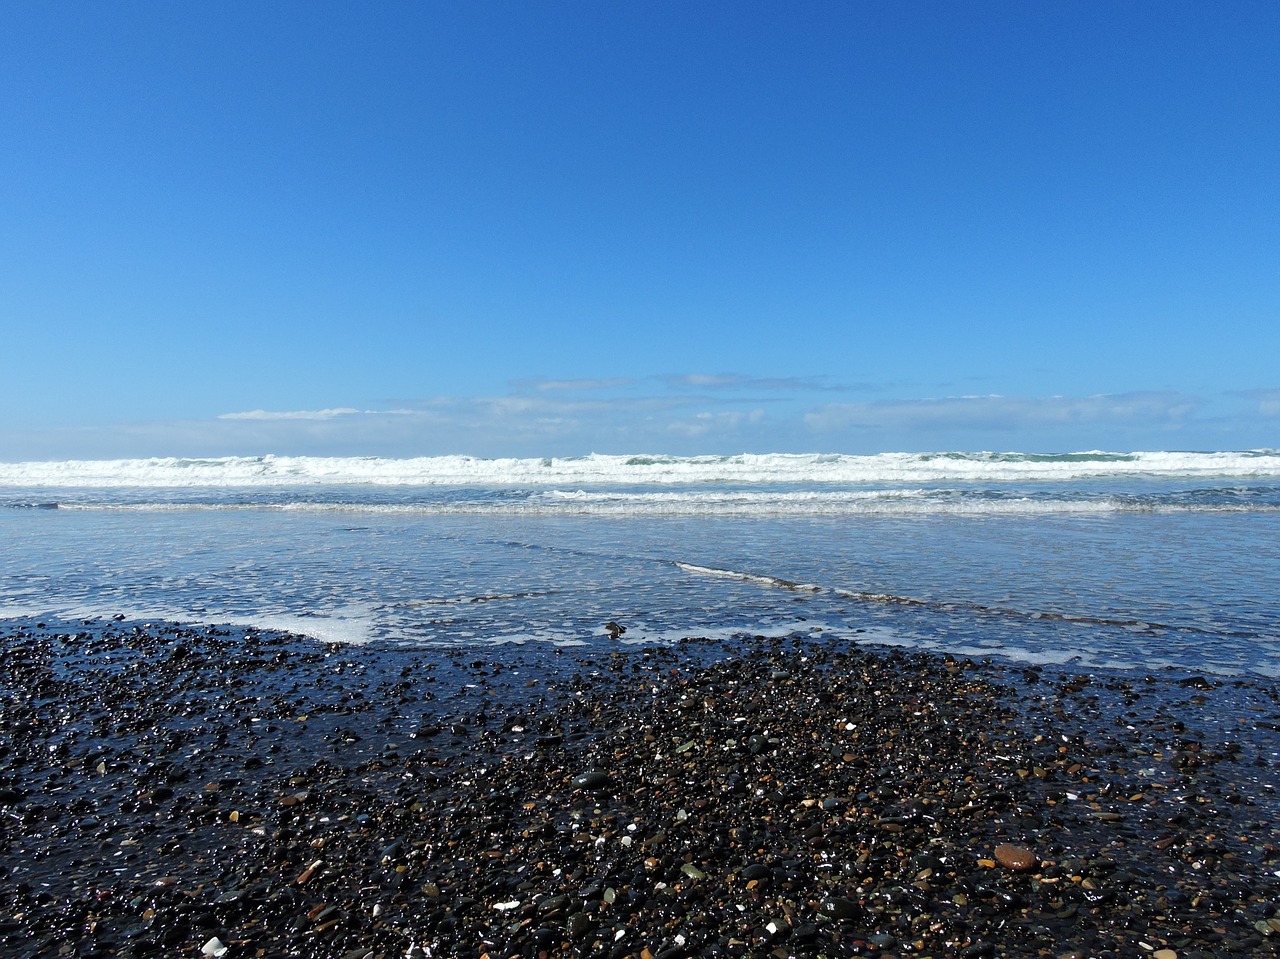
<box><xmin>2</xmin><ymin>1</ymin><xmax>1277</xmax><ymax>459</ymax></box>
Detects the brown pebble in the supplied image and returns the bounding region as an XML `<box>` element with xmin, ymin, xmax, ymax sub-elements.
<box><xmin>994</xmin><ymin>843</ymin><xmax>1037</xmax><ymax>872</ymax></box>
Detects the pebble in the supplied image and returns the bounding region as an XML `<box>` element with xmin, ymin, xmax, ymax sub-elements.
<box><xmin>570</xmin><ymin>770</ymin><xmax>613</xmax><ymax>791</ymax></box>
<box><xmin>821</xmin><ymin>896</ymin><xmax>863</xmax><ymax>921</ymax></box>
<box><xmin>1</xmin><ymin>622</ymin><xmax>1277</xmax><ymax>959</ymax></box>
<box><xmin>994</xmin><ymin>842</ymin><xmax>1038</xmax><ymax>872</ymax></box>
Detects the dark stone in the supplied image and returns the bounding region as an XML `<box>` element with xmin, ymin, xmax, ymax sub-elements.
<box><xmin>819</xmin><ymin>897</ymin><xmax>862</xmax><ymax>922</ymax></box>
<box><xmin>570</xmin><ymin>771</ymin><xmax>612</xmax><ymax>792</ymax></box>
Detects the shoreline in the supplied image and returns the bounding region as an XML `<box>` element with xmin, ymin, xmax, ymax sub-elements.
<box><xmin>2</xmin><ymin>621</ymin><xmax>1278</xmax><ymax>958</ymax></box>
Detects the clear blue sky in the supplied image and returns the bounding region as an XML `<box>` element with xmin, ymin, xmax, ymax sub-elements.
<box><xmin>2</xmin><ymin>1</ymin><xmax>1277</xmax><ymax>459</ymax></box>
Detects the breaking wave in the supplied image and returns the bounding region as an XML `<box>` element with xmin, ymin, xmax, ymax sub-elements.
<box><xmin>2</xmin><ymin>449</ymin><xmax>1279</xmax><ymax>488</ymax></box>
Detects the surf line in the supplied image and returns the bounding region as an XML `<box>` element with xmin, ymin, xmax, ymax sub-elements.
<box><xmin>672</xmin><ymin>561</ymin><xmax>1257</xmax><ymax>639</ymax></box>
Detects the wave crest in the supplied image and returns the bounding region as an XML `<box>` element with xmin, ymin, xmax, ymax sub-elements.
<box><xmin>3</xmin><ymin>450</ymin><xmax>1279</xmax><ymax>488</ymax></box>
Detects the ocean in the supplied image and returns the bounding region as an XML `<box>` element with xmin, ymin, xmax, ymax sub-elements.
<box><xmin>3</xmin><ymin>450</ymin><xmax>1279</xmax><ymax>678</ymax></box>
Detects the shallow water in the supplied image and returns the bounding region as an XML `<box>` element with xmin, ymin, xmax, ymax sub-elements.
<box><xmin>3</xmin><ymin>466</ymin><xmax>1279</xmax><ymax>677</ymax></box>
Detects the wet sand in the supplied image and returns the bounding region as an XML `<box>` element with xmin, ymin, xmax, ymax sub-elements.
<box><xmin>2</xmin><ymin>621</ymin><xmax>1279</xmax><ymax>958</ymax></box>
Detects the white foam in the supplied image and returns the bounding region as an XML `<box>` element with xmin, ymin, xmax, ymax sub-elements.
<box><xmin>0</xmin><ymin>599</ymin><xmax>378</xmax><ymax>646</ymax></box>
<box><xmin>675</xmin><ymin>563</ymin><xmax>821</xmax><ymax>591</ymax></box>
<box><xmin>3</xmin><ymin>449</ymin><xmax>1279</xmax><ymax>488</ymax></box>
<box><xmin>36</xmin><ymin>491</ymin><xmax>1138</xmax><ymax>517</ymax></box>
<box><xmin>527</xmin><ymin>489</ymin><xmax>1112</xmax><ymax>517</ymax></box>
<box><xmin>245</xmin><ymin>611</ymin><xmax>375</xmax><ymax>646</ymax></box>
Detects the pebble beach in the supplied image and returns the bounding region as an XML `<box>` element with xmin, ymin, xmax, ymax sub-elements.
<box><xmin>3</xmin><ymin>622</ymin><xmax>1278</xmax><ymax>959</ymax></box>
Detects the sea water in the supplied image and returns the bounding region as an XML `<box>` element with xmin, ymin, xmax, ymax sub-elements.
<box><xmin>2</xmin><ymin>451</ymin><xmax>1279</xmax><ymax>677</ymax></box>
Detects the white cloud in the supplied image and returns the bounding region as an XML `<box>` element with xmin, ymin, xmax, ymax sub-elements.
<box><xmin>666</xmin><ymin>409</ymin><xmax>767</xmax><ymax>438</ymax></box>
<box><xmin>1241</xmin><ymin>389</ymin><xmax>1280</xmax><ymax>417</ymax></box>
<box><xmin>7</xmin><ymin>377</ymin><xmax>1274</xmax><ymax>461</ymax></box>
<box><xmin>804</xmin><ymin>392</ymin><xmax>1201</xmax><ymax>433</ymax></box>
<box><xmin>218</xmin><ymin>408</ymin><xmax>364</xmax><ymax>421</ymax></box>
<box><xmin>660</xmin><ymin>373</ymin><xmax>844</xmax><ymax>392</ymax></box>
<box><xmin>667</xmin><ymin>373</ymin><xmax>743</xmax><ymax>388</ymax></box>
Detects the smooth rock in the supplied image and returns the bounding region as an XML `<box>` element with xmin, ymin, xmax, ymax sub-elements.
<box><xmin>570</xmin><ymin>770</ymin><xmax>612</xmax><ymax>792</ymax></box>
<box><xmin>994</xmin><ymin>842</ymin><xmax>1038</xmax><ymax>872</ymax></box>
<box><xmin>820</xmin><ymin>896</ymin><xmax>862</xmax><ymax>921</ymax></box>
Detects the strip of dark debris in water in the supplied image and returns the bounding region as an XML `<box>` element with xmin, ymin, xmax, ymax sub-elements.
<box><xmin>1</xmin><ymin>620</ymin><xmax>1278</xmax><ymax>959</ymax></box>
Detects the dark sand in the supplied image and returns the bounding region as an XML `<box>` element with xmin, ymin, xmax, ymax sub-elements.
<box><xmin>2</xmin><ymin>621</ymin><xmax>1279</xmax><ymax>958</ymax></box>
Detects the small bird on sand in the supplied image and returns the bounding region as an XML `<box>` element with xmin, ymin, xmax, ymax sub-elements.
<box><xmin>604</xmin><ymin>621</ymin><xmax>626</xmax><ymax>639</ymax></box>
